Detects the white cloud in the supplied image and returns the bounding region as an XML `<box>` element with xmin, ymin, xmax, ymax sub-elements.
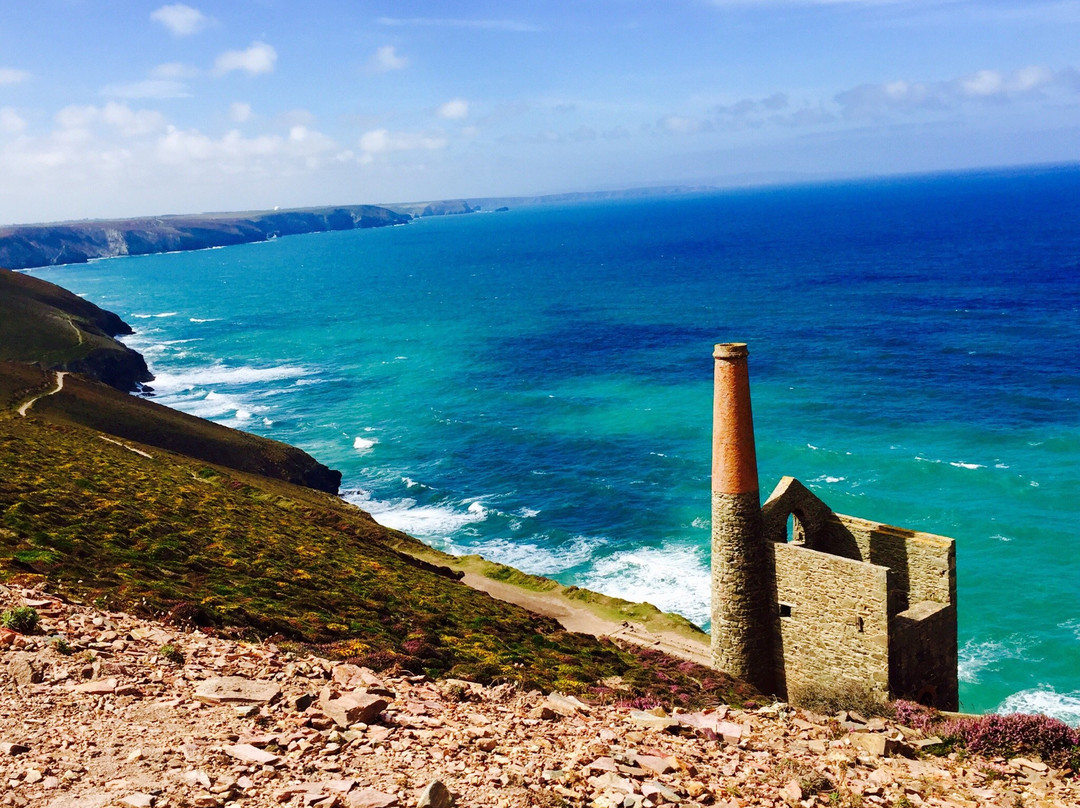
<box><xmin>101</xmin><ymin>103</ymin><xmax>168</xmax><ymax>137</ymax></box>
<box><xmin>152</xmin><ymin>62</ymin><xmax>200</xmax><ymax>80</ymax></box>
<box><xmin>835</xmin><ymin>64</ymin><xmax>1079</xmax><ymax>117</ymax></box>
<box><xmin>230</xmin><ymin>102</ymin><xmax>253</xmax><ymax>123</ymax></box>
<box><xmin>214</xmin><ymin>42</ymin><xmax>278</xmax><ymax>77</ymax></box>
<box><xmin>436</xmin><ymin>98</ymin><xmax>469</xmax><ymax>120</ymax></box>
<box><xmin>151</xmin><ymin>4</ymin><xmax>209</xmax><ymax>36</ymax></box>
<box><xmin>359</xmin><ymin>128</ymin><xmax>447</xmax><ymax>155</ymax></box>
<box><xmin>55</xmin><ymin>102</ymin><xmax>168</xmax><ymax>137</ymax></box>
<box><xmin>101</xmin><ymin>79</ymin><xmax>192</xmax><ymax>100</ymax></box>
<box><xmin>0</xmin><ymin>107</ymin><xmax>26</xmax><ymax>135</ymax></box>
<box><xmin>660</xmin><ymin>115</ymin><xmax>712</xmax><ymax>134</ymax></box>
<box><xmin>0</xmin><ymin>68</ymin><xmax>31</xmax><ymax>85</ymax></box>
<box><xmin>371</xmin><ymin>46</ymin><xmax>409</xmax><ymax>73</ymax></box>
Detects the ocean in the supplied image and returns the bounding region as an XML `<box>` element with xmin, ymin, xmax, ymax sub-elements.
<box><xmin>31</xmin><ymin>165</ymin><xmax>1080</xmax><ymax>722</ymax></box>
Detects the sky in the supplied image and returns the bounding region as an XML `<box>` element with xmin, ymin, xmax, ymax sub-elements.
<box><xmin>0</xmin><ymin>0</ymin><xmax>1078</xmax><ymax>224</ymax></box>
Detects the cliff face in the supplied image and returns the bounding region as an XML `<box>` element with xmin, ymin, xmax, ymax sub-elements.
<box><xmin>420</xmin><ymin>199</ymin><xmax>476</xmax><ymax>217</ymax></box>
<box><xmin>0</xmin><ymin>205</ymin><xmax>411</xmax><ymax>270</ymax></box>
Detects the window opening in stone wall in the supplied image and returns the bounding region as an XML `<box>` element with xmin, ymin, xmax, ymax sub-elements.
<box><xmin>779</xmin><ymin>603</ymin><xmax>793</xmax><ymax>618</ymax></box>
<box><xmin>786</xmin><ymin>512</ymin><xmax>806</xmax><ymax>545</ymax></box>
<box><xmin>857</xmin><ymin>616</ymin><xmax>864</xmax><ymax>633</ymax></box>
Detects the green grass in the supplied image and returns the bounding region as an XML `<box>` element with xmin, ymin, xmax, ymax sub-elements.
<box><xmin>0</xmin><ymin>412</ymin><xmax>756</xmax><ymax>707</ymax></box>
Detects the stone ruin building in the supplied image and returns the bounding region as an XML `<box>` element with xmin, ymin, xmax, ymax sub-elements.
<box><xmin>709</xmin><ymin>343</ymin><xmax>958</xmax><ymax>710</ymax></box>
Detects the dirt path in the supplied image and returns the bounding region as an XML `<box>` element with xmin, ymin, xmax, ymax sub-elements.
<box><xmin>17</xmin><ymin>370</ymin><xmax>67</xmax><ymax>417</ymax></box>
<box><xmin>461</xmin><ymin>571</ymin><xmax>712</xmax><ymax>666</ymax></box>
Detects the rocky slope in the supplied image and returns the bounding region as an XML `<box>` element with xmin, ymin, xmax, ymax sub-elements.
<box><xmin>0</xmin><ymin>205</ymin><xmax>410</xmax><ymax>270</ymax></box>
<box><xmin>3</xmin><ymin>582</ymin><xmax>1077</xmax><ymax>808</ymax></box>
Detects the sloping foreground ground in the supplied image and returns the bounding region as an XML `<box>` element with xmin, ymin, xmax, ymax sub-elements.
<box><xmin>0</xmin><ymin>397</ymin><xmax>748</xmax><ymax>705</ymax></box>
<box><xmin>3</xmin><ymin>582</ymin><xmax>1077</xmax><ymax>808</ymax></box>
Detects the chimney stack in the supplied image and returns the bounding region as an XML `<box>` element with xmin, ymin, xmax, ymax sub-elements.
<box><xmin>710</xmin><ymin>343</ymin><xmax>774</xmax><ymax>694</ymax></box>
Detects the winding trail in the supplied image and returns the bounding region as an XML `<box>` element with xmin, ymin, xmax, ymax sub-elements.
<box><xmin>460</xmin><ymin>570</ymin><xmax>712</xmax><ymax>666</ymax></box>
<box><xmin>17</xmin><ymin>371</ymin><xmax>67</xmax><ymax>417</ymax></box>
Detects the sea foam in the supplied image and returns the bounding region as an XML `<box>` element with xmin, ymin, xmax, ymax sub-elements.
<box><xmin>958</xmin><ymin>636</ymin><xmax>1035</xmax><ymax>684</ymax></box>
<box><xmin>578</xmin><ymin>543</ymin><xmax>711</xmax><ymax>627</ymax></box>
<box><xmin>342</xmin><ymin>489</ymin><xmax>489</xmax><ymax>542</ymax></box>
<box><xmin>998</xmin><ymin>687</ymin><xmax>1080</xmax><ymax>728</ymax></box>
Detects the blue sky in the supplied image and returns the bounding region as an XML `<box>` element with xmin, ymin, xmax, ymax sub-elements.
<box><xmin>0</xmin><ymin>0</ymin><xmax>1078</xmax><ymax>223</ymax></box>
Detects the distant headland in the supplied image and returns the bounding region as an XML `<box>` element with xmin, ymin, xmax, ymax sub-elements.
<box><xmin>1</xmin><ymin>185</ymin><xmax>715</xmax><ymax>270</ymax></box>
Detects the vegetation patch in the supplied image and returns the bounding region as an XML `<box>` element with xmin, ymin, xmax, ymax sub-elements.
<box><xmin>0</xmin><ymin>413</ymin><xmax>756</xmax><ymax>709</ymax></box>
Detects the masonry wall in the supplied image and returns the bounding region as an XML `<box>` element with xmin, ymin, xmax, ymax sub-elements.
<box><xmin>891</xmin><ymin>600</ymin><xmax>959</xmax><ymax>710</ymax></box>
<box><xmin>820</xmin><ymin>515</ymin><xmax>955</xmax><ymax>611</ymax></box>
<box><xmin>770</xmin><ymin>542</ymin><xmax>891</xmax><ymax>703</ymax></box>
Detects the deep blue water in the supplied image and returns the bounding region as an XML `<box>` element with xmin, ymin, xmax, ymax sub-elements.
<box><xmin>33</xmin><ymin>164</ymin><xmax>1080</xmax><ymax>721</ymax></box>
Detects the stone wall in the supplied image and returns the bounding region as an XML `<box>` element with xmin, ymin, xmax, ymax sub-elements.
<box><xmin>891</xmin><ymin>600</ymin><xmax>959</xmax><ymax>709</ymax></box>
<box><xmin>770</xmin><ymin>542</ymin><xmax>891</xmax><ymax>703</ymax></box>
<box><xmin>821</xmin><ymin>515</ymin><xmax>955</xmax><ymax>611</ymax></box>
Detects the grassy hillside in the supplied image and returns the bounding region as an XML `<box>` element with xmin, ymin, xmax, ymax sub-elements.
<box><xmin>0</xmin><ymin>268</ymin><xmax>150</xmax><ymax>389</ymax></box>
<box><xmin>0</xmin><ymin>268</ymin><xmax>340</xmax><ymax>492</ymax></box>
<box><xmin>0</xmin><ymin>410</ymin><xmax>753</xmax><ymax>706</ymax></box>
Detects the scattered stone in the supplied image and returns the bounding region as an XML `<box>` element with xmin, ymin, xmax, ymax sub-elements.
<box><xmin>1012</xmin><ymin>757</ymin><xmax>1048</xmax><ymax>773</ymax></box>
<box><xmin>1</xmin><ymin>582</ymin><xmax>1077</xmax><ymax>808</ymax></box>
<box><xmin>7</xmin><ymin>654</ymin><xmax>43</xmax><ymax>688</ymax></box>
<box><xmin>780</xmin><ymin>779</ymin><xmax>802</xmax><ymax>805</ymax></box>
<box><xmin>348</xmin><ymin>788</ymin><xmax>399</xmax><ymax>808</ymax></box>
<box><xmin>119</xmin><ymin>794</ymin><xmax>156</xmax><ymax>808</ymax></box>
<box><xmin>415</xmin><ymin>780</ymin><xmax>452</xmax><ymax>808</ymax></box>
<box><xmin>195</xmin><ymin>676</ymin><xmax>282</xmax><ymax>705</ymax></box>
<box><xmin>224</xmin><ymin>743</ymin><xmax>281</xmax><ymax>766</ymax></box>
<box><xmin>641</xmin><ymin>781</ymin><xmax>682</xmax><ymax>803</ymax></box>
<box><xmin>850</xmin><ymin>731</ymin><xmax>897</xmax><ymax>757</ymax></box>
<box><xmin>74</xmin><ymin>677</ymin><xmax>118</xmax><ymax>694</ymax></box>
<box><xmin>320</xmin><ymin>690</ymin><xmax>389</xmax><ymax>729</ymax></box>
<box><xmin>627</xmin><ymin>710</ymin><xmax>678</xmax><ymax>732</ymax></box>
<box><xmin>183</xmin><ymin>770</ymin><xmax>213</xmax><ymax>788</ymax></box>
<box><xmin>543</xmin><ymin>692</ymin><xmax>590</xmax><ymax>716</ymax></box>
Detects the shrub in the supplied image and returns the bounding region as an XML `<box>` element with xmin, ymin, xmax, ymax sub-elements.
<box><xmin>940</xmin><ymin>713</ymin><xmax>1080</xmax><ymax>768</ymax></box>
<box><xmin>159</xmin><ymin>643</ymin><xmax>185</xmax><ymax>664</ymax></box>
<box><xmin>1</xmin><ymin>606</ymin><xmax>40</xmax><ymax>633</ymax></box>
<box><xmin>50</xmin><ymin>636</ymin><xmax>74</xmax><ymax>655</ymax></box>
<box><xmin>892</xmin><ymin>699</ymin><xmax>941</xmax><ymax>732</ymax></box>
<box><xmin>789</xmin><ymin>680</ymin><xmax>890</xmax><ymax>718</ymax></box>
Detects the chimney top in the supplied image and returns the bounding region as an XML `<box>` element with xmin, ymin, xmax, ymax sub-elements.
<box><xmin>714</xmin><ymin>342</ymin><xmax>749</xmax><ymax>359</ymax></box>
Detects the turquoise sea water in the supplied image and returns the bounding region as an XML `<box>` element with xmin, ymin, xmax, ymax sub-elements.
<box><xmin>31</xmin><ymin>165</ymin><xmax>1080</xmax><ymax>722</ymax></box>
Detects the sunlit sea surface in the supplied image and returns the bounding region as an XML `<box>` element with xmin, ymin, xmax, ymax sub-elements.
<box><xmin>33</xmin><ymin>165</ymin><xmax>1080</xmax><ymax>722</ymax></box>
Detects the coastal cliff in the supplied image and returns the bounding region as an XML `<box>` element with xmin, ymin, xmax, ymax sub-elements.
<box><xmin>0</xmin><ymin>268</ymin><xmax>151</xmax><ymax>392</ymax></box>
<box><xmin>0</xmin><ymin>204</ymin><xmax>410</xmax><ymax>270</ymax></box>
<box><xmin>0</xmin><ymin>268</ymin><xmax>341</xmax><ymax>493</ymax></box>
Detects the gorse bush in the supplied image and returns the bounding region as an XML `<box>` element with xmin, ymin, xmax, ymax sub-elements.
<box><xmin>940</xmin><ymin>713</ymin><xmax>1080</xmax><ymax>769</ymax></box>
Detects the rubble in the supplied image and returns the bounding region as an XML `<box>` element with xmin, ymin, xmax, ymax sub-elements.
<box><xmin>1</xmin><ymin>582</ymin><xmax>1077</xmax><ymax>808</ymax></box>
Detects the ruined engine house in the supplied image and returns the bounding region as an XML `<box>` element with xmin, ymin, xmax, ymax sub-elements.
<box><xmin>709</xmin><ymin>343</ymin><xmax>958</xmax><ymax>710</ymax></box>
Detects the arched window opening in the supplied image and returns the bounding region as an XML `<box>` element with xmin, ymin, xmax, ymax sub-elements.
<box><xmin>786</xmin><ymin>511</ymin><xmax>806</xmax><ymax>545</ymax></box>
